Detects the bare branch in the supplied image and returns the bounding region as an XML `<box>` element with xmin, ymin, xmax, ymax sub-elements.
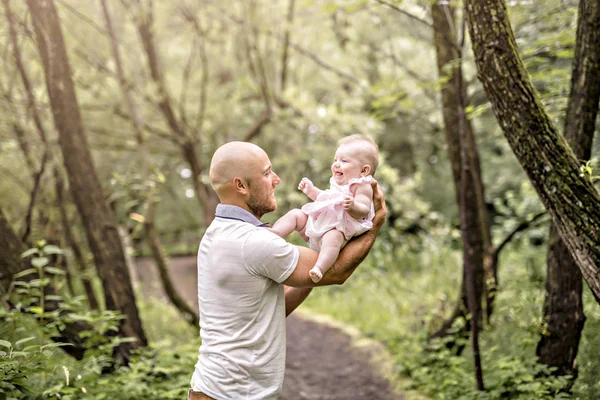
<box><xmin>243</xmin><ymin>111</ymin><xmax>272</xmax><ymax>142</ymax></box>
<box><xmin>4</xmin><ymin>0</ymin><xmax>49</xmax><ymax>145</ymax></box>
<box><xmin>21</xmin><ymin>148</ymin><xmax>49</xmax><ymax>244</ymax></box>
<box><xmin>125</xmin><ymin>0</ymin><xmax>186</xmax><ymax>140</ymax></box>
<box><xmin>279</xmin><ymin>0</ymin><xmax>295</xmax><ymax>94</ymax></box>
<box><xmin>179</xmin><ymin>5</ymin><xmax>210</xmax><ymax>134</ymax></box>
<box><xmin>179</xmin><ymin>36</ymin><xmax>197</xmax><ymax>128</ymax></box>
<box><xmin>493</xmin><ymin>212</ymin><xmax>549</xmax><ymax>257</ymax></box>
<box><xmin>372</xmin><ymin>0</ymin><xmax>432</xmax><ymax>28</ymax></box>
<box><xmin>100</xmin><ymin>0</ymin><xmax>149</xmax><ymax>174</ymax></box>
<box><xmin>514</xmin><ymin>2</ymin><xmax>578</xmax><ymax>35</ymax></box>
<box><xmin>206</xmin><ymin>1</ymin><xmax>366</xmax><ymax>89</ymax></box>
<box><xmin>55</xmin><ymin>0</ymin><xmax>106</xmax><ymax>35</ymax></box>
<box><xmin>112</xmin><ymin>106</ymin><xmax>175</xmax><ymax>143</ymax></box>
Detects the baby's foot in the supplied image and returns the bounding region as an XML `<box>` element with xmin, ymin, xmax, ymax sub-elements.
<box><xmin>309</xmin><ymin>267</ymin><xmax>323</xmax><ymax>283</ymax></box>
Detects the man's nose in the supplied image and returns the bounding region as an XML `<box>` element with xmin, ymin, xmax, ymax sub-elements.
<box><xmin>272</xmin><ymin>172</ymin><xmax>281</xmax><ymax>185</ymax></box>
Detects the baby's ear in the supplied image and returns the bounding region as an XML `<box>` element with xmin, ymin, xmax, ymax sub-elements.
<box><xmin>361</xmin><ymin>165</ymin><xmax>371</xmax><ymax>176</ymax></box>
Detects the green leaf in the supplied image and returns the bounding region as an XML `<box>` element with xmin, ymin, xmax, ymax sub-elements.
<box><xmin>0</xmin><ymin>339</ymin><xmax>12</xmax><ymax>349</ymax></box>
<box><xmin>13</xmin><ymin>268</ymin><xmax>37</xmax><ymax>279</ymax></box>
<box><xmin>15</xmin><ymin>337</ymin><xmax>36</xmax><ymax>347</ymax></box>
<box><xmin>21</xmin><ymin>248</ymin><xmax>39</xmax><ymax>258</ymax></box>
<box><xmin>45</xmin><ymin>267</ymin><xmax>66</xmax><ymax>275</ymax></box>
<box><xmin>43</xmin><ymin>245</ymin><xmax>63</xmax><ymax>255</ymax></box>
<box><xmin>29</xmin><ymin>307</ymin><xmax>44</xmax><ymax>315</ymax></box>
<box><xmin>31</xmin><ymin>257</ymin><xmax>49</xmax><ymax>268</ymax></box>
<box><xmin>40</xmin><ymin>342</ymin><xmax>74</xmax><ymax>350</ymax></box>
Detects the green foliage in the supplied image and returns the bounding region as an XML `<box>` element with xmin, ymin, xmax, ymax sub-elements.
<box><xmin>303</xmin><ymin>232</ymin><xmax>600</xmax><ymax>399</ymax></box>
<box><xmin>0</xmin><ymin>299</ymin><xmax>198</xmax><ymax>400</ymax></box>
<box><xmin>1</xmin><ymin>243</ymin><xmax>141</xmax><ymax>399</ymax></box>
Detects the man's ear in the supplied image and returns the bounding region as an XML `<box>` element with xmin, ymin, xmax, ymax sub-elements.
<box><xmin>361</xmin><ymin>165</ymin><xmax>371</xmax><ymax>176</ymax></box>
<box><xmin>233</xmin><ymin>177</ymin><xmax>249</xmax><ymax>195</ymax></box>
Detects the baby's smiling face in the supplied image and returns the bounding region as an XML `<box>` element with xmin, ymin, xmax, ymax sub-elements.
<box><xmin>331</xmin><ymin>142</ymin><xmax>371</xmax><ymax>185</ymax></box>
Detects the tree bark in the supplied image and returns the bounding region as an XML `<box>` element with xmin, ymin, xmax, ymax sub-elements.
<box><xmin>26</xmin><ymin>0</ymin><xmax>147</xmax><ymax>362</ymax></box>
<box><xmin>0</xmin><ymin>209</ymin><xmax>27</xmax><ymax>298</ymax></box>
<box><xmin>430</xmin><ymin>3</ymin><xmax>489</xmax><ymax>343</ymax></box>
<box><xmin>459</xmin><ymin>63</ymin><xmax>485</xmax><ymax>393</ymax></box>
<box><xmin>464</xmin><ymin>0</ymin><xmax>600</xmax><ymax>303</ymax></box>
<box><xmin>54</xmin><ymin>167</ymin><xmax>100</xmax><ymax>310</ymax></box>
<box><xmin>537</xmin><ymin>0</ymin><xmax>600</xmax><ymax>379</ymax></box>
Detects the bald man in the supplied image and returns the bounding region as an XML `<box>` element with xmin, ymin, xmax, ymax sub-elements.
<box><xmin>188</xmin><ymin>142</ymin><xmax>387</xmax><ymax>400</ymax></box>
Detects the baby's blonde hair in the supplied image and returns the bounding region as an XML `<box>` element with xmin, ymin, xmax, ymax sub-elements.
<box><xmin>338</xmin><ymin>134</ymin><xmax>380</xmax><ymax>175</ymax></box>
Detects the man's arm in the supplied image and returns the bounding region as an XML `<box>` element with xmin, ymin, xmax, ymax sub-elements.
<box><xmin>282</xmin><ymin>181</ymin><xmax>387</xmax><ymax>288</ymax></box>
<box><xmin>284</xmin><ymin>286</ymin><xmax>313</xmax><ymax>316</ymax></box>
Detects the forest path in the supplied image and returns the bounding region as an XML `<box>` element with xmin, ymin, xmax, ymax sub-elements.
<box><xmin>133</xmin><ymin>256</ymin><xmax>411</xmax><ymax>400</ymax></box>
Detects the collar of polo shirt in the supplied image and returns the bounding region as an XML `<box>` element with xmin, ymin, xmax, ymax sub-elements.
<box><xmin>214</xmin><ymin>204</ymin><xmax>270</xmax><ymax>227</ymax></box>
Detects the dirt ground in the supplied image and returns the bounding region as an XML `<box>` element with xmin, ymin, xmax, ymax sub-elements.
<box><xmin>133</xmin><ymin>256</ymin><xmax>403</xmax><ymax>400</ymax></box>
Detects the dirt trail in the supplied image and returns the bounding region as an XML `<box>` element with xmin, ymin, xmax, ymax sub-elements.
<box><xmin>133</xmin><ymin>256</ymin><xmax>404</xmax><ymax>400</ymax></box>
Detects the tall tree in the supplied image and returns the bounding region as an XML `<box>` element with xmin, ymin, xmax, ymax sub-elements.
<box><xmin>100</xmin><ymin>0</ymin><xmax>199</xmax><ymax>328</ymax></box>
<box><xmin>25</xmin><ymin>0</ymin><xmax>147</xmax><ymax>363</ymax></box>
<box><xmin>537</xmin><ymin>0</ymin><xmax>600</xmax><ymax>379</ymax></box>
<box><xmin>464</xmin><ymin>0</ymin><xmax>600</xmax><ymax>303</ymax></box>
<box><xmin>430</xmin><ymin>3</ymin><xmax>491</xmax><ymax>344</ymax></box>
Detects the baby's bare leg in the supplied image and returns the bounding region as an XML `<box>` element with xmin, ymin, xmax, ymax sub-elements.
<box><xmin>270</xmin><ymin>209</ymin><xmax>308</xmax><ymax>238</ymax></box>
<box><xmin>309</xmin><ymin>229</ymin><xmax>345</xmax><ymax>283</ymax></box>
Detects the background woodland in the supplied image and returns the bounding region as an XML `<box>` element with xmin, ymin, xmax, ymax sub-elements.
<box><xmin>1</xmin><ymin>0</ymin><xmax>600</xmax><ymax>398</ymax></box>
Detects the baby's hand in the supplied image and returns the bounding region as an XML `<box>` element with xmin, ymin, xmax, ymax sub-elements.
<box><xmin>343</xmin><ymin>195</ymin><xmax>354</xmax><ymax>211</ymax></box>
<box><xmin>298</xmin><ymin>178</ymin><xmax>314</xmax><ymax>195</ymax></box>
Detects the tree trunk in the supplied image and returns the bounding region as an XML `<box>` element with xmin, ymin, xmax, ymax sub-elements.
<box><xmin>26</xmin><ymin>0</ymin><xmax>147</xmax><ymax>362</ymax></box>
<box><xmin>537</xmin><ymin>0</ymin><xmax>600</xmax><ymax>379</ymax></box>
<box><xmin>0</xmin><ymin>210</ymin><xmax>27</xmax><ymax>298</ymax></box>
<box><xmin>54</xmin><ymin>167</ymin><xmax>100</xmax><ymax>310</ymax></box>
<box><xmin>464</xmin><ymin>0</ymin><xmax>600</xmax><ymax>304</ymax></box>
<box><xmin>459</xmin><ymin>68</ymin><xmax>485</xmax><ymax>392</ymax></box>
<box><xmin>430</xmin><ymin>3</ymin><xmax>489</xmax><ymax>343</ymax></box>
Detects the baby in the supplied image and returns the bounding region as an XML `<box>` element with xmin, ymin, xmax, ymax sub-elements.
<box><xmin>271</xmin><ymin>134</ymin><xmax>379</xmax><ymax>283</ymax></box>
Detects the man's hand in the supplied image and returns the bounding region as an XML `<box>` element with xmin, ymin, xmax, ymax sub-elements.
<box><xmin>343</xmin><ymin>195</ymin><xmax>355</xmax><ymax>211</ymax></box>
<box><xmin>298</xmin><ymin>178</ymin><xmax>314</xmax><ymax>196</ymax></box>
<box><xmin>371</xmin><ymin>181</ymin><xmax>387</xmax><ymax>229</ymax></box>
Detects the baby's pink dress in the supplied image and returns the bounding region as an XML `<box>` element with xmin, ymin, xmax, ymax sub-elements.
<box><xmin>301</xmin><ymin>176</ymin><xmax>375</xmax><ymax>251</ymax></box>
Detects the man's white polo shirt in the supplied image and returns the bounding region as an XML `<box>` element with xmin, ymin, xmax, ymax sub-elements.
<box><xmin>191</xmin><ymin>204</ymin><xmax>299</xmax><ymax>400</ymax></box>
